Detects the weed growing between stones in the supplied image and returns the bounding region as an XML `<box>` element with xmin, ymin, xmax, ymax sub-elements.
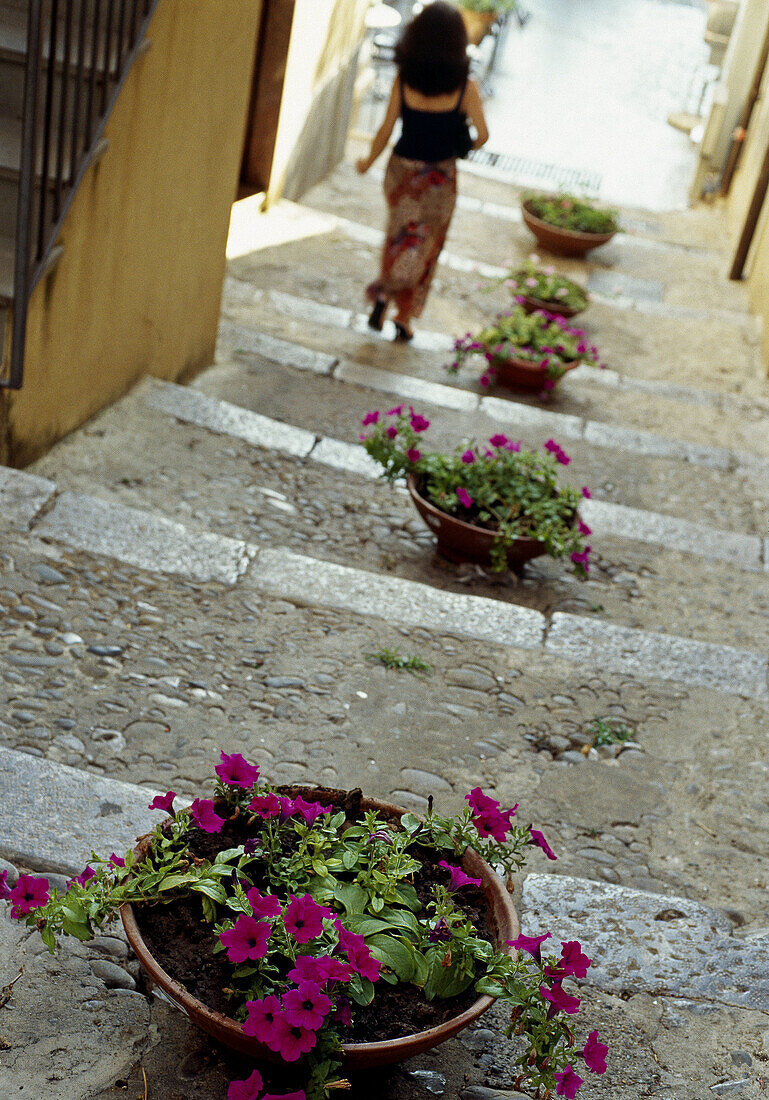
<box><xmin>365</xmin><ymin>648</ymin><xmax>432</xmax><ymax>675</ymax></box>
<box><xmin>588</xmin><ymin>717</ymin><xmax>635</xmax><ymax>748</ymax></box>
<box><xmin>1</xmin><ymin>753</ymin><xmax>609</xmax><ymax>1099</ymax></box>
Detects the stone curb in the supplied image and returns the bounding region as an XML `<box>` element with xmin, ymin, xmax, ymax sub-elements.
<box><xmin>0</xmin><ymin>466</ymin><xmax>56</xmax><ymax>530</ymax></box>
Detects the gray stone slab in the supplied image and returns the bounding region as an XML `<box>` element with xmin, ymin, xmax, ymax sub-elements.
<box><xmin>521</xmin><ymin>873</ymin><xmax>769</xmax><ymax>1011</ymax></box>
<box><xmin>479</xmin><ymin>395</ymin><xmax>584</xmax><ymax>438</ymax></box>
<box><xmin>583</xmin><ymin>420</ymin><xmax>733</xmax><ymax>470</ymax></box>
<box><xmin>248</xmin><ymin>547</ymin><xmax>546</xmax><ymax>650</ymax></box>
<box><xmin>580</xmin><ymin>498</ymin><xmax>763</xmax><ymax>570</ymax></box>
<box><xmin>0</xmin><ymin>466</ymin><xmax>56</xmax><ymax>530</ymax></box>
<box><xmin>143</xmin><ymin>380</ymin><xmax>316</xmax><ymax>458</ymax></box>
<box><xmin>0</xmin><ymin>746</ymin><xmax>178</xmax><ymax>875</ymax></box>
<box><xmin>34</xmin><ymin>492</ymin><xmax>256</xmax><ymax>585</ymax></box>
<box><xmin>223</xmin><ymin>321</ymin><xmax>338</xmax><ymax>375</ymax></box>
<box><xmin>221</xmin><ymin>275</ymin><xmax>264</xmax><ymax>305</ymax></box>
<box><xmin>545</xmin><ymin>613</ymin><xmax>769</xmax><ymax>698</ymax></box>
<box><xmin>269</xmin><ymin>289</ymin><xmax>353</xmax><ymax>329</ymax></box>
<box><xmin>764</xmin><ymin>538</ymin><xmax>769</xmax><ymax>570</ymax></box>
<box><xmin>337</xmin><ymin>361</ymin><xmax>480</xmax><ymax>412</ymax></box>
<box><xmin>350</xmin><ymin>312</ymin><xmax>456</xmax><ymax>354</ymax></box>
<box><xmin>310</xmin><ymin>436</ymin><xmax>383</xmax><ymax>480</ymax></box>
<box><xmin>587</xmin><ymin>268</ymin><xmax>666</xmax><ymax>302</ymax></box>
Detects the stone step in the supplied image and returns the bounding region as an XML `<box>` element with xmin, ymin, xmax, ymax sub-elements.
<box><xmin>221</xmin><ymin>280</ymin><xmax>769</xmax><ymax>458</ymax></box>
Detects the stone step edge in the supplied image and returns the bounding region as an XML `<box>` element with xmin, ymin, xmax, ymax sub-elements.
<box><xmin>226</xmin><ymin>278</ymin><xmax>768</xmax><ymax>420</ymax></box>
<box><xmin>4</xmin><ymin>465</ymin><xmax>765</xmax><ymax>698</ymax></box>
<box><xmin>217</xmin><ymin>314</ymin><xmax>769</xmax><ymax>481</ymax></box>
<box><xmin>149</xmin><ymin>378</ymin><xmax>767</xmax><ymax>572</ymax></box>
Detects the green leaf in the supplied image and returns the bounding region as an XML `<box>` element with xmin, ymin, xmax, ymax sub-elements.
<box><xmin>213</xmin><ymin>847</ymin><xmax>245</xmax><ymax>864</ymax></box>
<box><xmin>191</xmin><ymin>880</ymin><xmax>227</xmax><ymax>905</ymax></box>
<box><xmin>392</xmin><ymin>882</ymin><xmax>420</xmax><ymax>912</ymax></box>
<box><xmin>347</xmin><ymin>975</ymin><xmax>376</xmax><ymax>1006</ymax></box>
<box><xmin>341</xmin><ymin>847</ymin><xmax>359</xmax><ymax>871</ymax></box>
<box><xmin>311</xmin><ymin>859</ymin><xmax>328</xmax><ymax>877</ymax></box>
<box><xmin>369</xmin><ymin>894</ymin><xmax>384</xmax><ymax>913</ymax></box>
<box><xmin>399</xmin><ymin>813</ymin><xmax>422</xmax><ymax>834</ymax></box>
<box><xmin>61</xmin><ymin>917</ymin><xmax>92</xmax><ymax>941</ymax></box>
<box><xmin>423</xmin><ymin>951</ymin><xmax>476</xmax><ymax>1001</ymax></box>
<box><xmin>334</xmin><ymin>882</ymin><xmax>368</xmax><ymax>915</ymax></box>
<box><xmin>366</xmin><ymin>934</ymin><xmax>416</xmax><ymax>982</ymax></box>
<box><xmin>40</xmin><ymin>924</ymin><xmax>56</xmax><ymax>954</ymax></box>
<box><xmin>158</xmin><ymin>872</ymin><xmax>197</xmax><ymax>892</ymax></box>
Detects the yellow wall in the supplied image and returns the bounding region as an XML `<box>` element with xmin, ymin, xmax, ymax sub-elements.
<box><xmin>268</xmin><ymin>0</ymin><xmax>368</xmax><ymax>203</ymax></box>
<box><xmin>6</xmin><ymin>0</ymin><xmax>263</xmax><ymax>465</ymax></box>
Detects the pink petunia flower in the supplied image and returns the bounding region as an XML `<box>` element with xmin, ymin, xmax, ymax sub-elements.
<box><xmin>438</xmin><ymin>860</ymin><xmax>481</xmax><ymax>891</ymax></box>
<box><xmin>456</xmin><ymin>487</ymin><xmax>473</xmax><ymax>509</ymax></box>
<box><xmin>283</xmin><ymin>894</ymin><xmax>333</xmax><ymax>944</ymax></box>
<box><xmin>583</xmin><ymin>1030</ymin><xmax>608</xmax><ymax>1074</ymax></box>
<box><xmin>386</xmin><ymin>425</ymin><xmax>398</xmax><ymax>439</ymax></box>
<box><xmin>406</xmin><ymin>448</ymin><xmax>421</xmax><ymax>463</ymax></box>
<box><xmin>227</xmin><ymin>1069</ymin><xmax>263</xmax><ymax>1100</ymax></box>
<box><xmin>461</xmin><ymin>449</ymin><xmax>475</xmax><ymax>464</ymax></box>
<box><xmin>555</xmin><ymin>286</ymin><xmax>569</xmax><ymax>298</ymax></box>
<box><xmin>529</xmin><ymin>828</ymin><xmax>557</xmax><ymax>860</ymax></box>
<box><xmin>504</xmin><ymin>440</ymin><xmax>521</xmax><ymax>452</ymax></box>
<box><xmin>337</xmin><ymin>927</ymin><xmax>381</xmax><ymax>982</ymax></box>
<box><xmin>525</xmin><ymin>277</ymin><xmax>538</xmax><ymax>288</ymax></box>
<box><xmin>488</xmin><ymin>433</ymin><xmax>509</xmax><ymax>447</ymax></box>
<box><xmin>242</xmin><ymin>994</ymin><xmax>282</xmax><ymax>1042</ymax></box>
<box><xmin>0</xmin><ymin>870</ymin><xmax>11</xmax><ymax>901</ymax></box>
<box><xmin>410</xmin><ymin>414</ymin><xmax>430</xmax><ymax>433</ymax></box>
<box><xmin>215</xmin><ymin>752</ymin><xmax>260</xmax><ymax>789</ymax></box>
<box><xmin>288</xmin><ymin>954</ymin><xmax>353</xmax><ymax>986</ymax></box>
<box><xmin>72</xmin><ymin>866</ymin><xmax>96</xmax><ymax>888</ymax></box>
<box><xmin>148</xmin><ymin>791</ymin><xmax>176</xmax><ymax>814</ymax></box>
<box><xmin>581</xmin><ymin>486</ymin><xmax>592</xmax><ymax>499</ymax></box>
<box><xmin>247</xmin><ymin>888</ymin><xmax>282</xmax><ymax>919</ymax></box>
<box><xmin>268</xmin><ymin>1014</ymin><xmax>319</xmax><ymax>1061</ymax></box>
<box><xmin>465</xmin><ymin>787</ymin><xmax>516</xmax><ymax>842</ymax></box>
<box><xmin>219</xmin><ymin>915</ymin><xmax>271</xmax><ymax>963</ymax></box>
<box><xmin>540</xmin><ymin>982</ymin><xmax>581</xmax><ymax>1017</ymax></box>
<box><xmin>387</xmin><ymin>404</ymin><xmax>405</xmax><ymax>416</ymax></box>
<box><xmin>9</xmin><ymin>875</ymin><xmax>49</xmax><ymax>918</ymax></box>
<box><xmin>577</xmin><ymin>519</ymin><xmax>591</xmax><ymax>537</ymax></box>
<box><xmin>248</xmin><ymin>792</ymin><xmax>282</xmax><ymax>818</ymax></box>
<box><xmin>291</xmin><ymin>796</ymin><xmax>332</xmax><ymax>826</ymax></box>
<box><xmin>554</xmin><ymin>1064</ymin><xmax>584</xmax><ymax>1098</ymax></box>
<box><xmin>190</xmin><ymin>798</ymin><xmax>225</xmax><ymax>834</ymax></box>
<box><xmin>283</xmin><ymin>980</ymin><xmax>332</xmax><ymax>1030</ymax></box>
<box><xmin>544</xmin><ymin>438</ymin><xmax>560</xmax><ymax>454</ymax></box>
<box><xmin>507</xmin><ymin>931</ymin><xmax>552</xmax><ymax>963</ymax></box>
<box><xmin>362</xmin><ymin>411</ymin><xmax>380</xmax><ymax>426</ymax></box>
<box><xmin>108</xmin><ymin>853</ymin><xmax>125</xmax><ymax>868</ymax></box>
<box><xmin>558</xmin><ymin>941</ymin><xmax>592</xmax><ymax>979</ymax></box>
<box><xmin>543</xmin><ymin>378</ymin><xmax>556</xmax><ymax>391</ymax></box>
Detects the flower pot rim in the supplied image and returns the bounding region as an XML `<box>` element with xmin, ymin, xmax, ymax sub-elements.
<box><xmin>121</xmin><ymin>787</ymin><xmax>520</xmax><ymax>1068</ymax></box>
<box><xmin>518</xmin><ymin>293</ymin><xmax>586</xmax><ymax>318</ymax></box>
<box><xmin>521</xmin><ymin>200</ymin><xmax>618</xmax><ymax>244</ymax></box>
<box><xmin>490</xmin><ymin>351</ymin><xmax>580</xmax><ymax>375</ymax></box>
<box><xmin>407</xmin><ymin>473</ymin><xmax>543</xmax><ymax>550</ymax></box>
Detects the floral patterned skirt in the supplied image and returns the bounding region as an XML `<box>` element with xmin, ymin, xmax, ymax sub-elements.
<box><xmin>367</xmin><ymin>153</ymin><xmax>458</xmax><ymax>319</ymax></box>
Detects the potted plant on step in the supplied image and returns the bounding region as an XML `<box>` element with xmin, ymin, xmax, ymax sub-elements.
<box><xmin>456</xmin><ymin>0</ymin><xmax>518</xmax><ymax>45</ymax></box>
<box><xmin>490</xmin><ymin>254</ymin><xmax>589</xmax><ymax>318</ymax></box>
<box><xmin>448</xmin><ymin>304</ymin><xmax>605</xmax><ymax>395</ymax></box>
<box><xmin>521</xmin><ymin>192</ymin><xmax>619</xmax><ymax>256</ymax></box>
<box><xmin>361</xmin><ymin>406</ymin><xmax>592</xmax><ymax>574</ymax></box>
<box><xmin>3</xmin><ymin>753</ymin><xmax>608</xmax><ymax>1099</ymax></box>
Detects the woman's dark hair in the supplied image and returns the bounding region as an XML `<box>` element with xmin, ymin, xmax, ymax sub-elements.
<box><xmin>394</xmin><ymin>2</ymin><xmax>470</xmax><ymax>97</ymax></box>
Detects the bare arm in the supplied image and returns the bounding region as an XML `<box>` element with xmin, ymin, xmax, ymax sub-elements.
<box><xmin>356</xmin><ymin>77</ymin><xmax>401</xmax><ymax>173</ymax></box>
<box><xmin>463</xmin><ymin>79</ymin><xmax>489</xmax><ymax>150</ymax></box>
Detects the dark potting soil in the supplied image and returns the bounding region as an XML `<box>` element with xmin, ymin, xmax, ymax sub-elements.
<box><xmin>135</xmin><ymin>789</ymin><xmax>496</xmax><ymax>1042</ymax></box>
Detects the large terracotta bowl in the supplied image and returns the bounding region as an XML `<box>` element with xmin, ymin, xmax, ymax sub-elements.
<box><xmin>459</xmin><ymin>8</ymin><xmax>496</xmax><ymax>45</ymax></box>
<box><xmin>407</xmin><ymin>474</ymin><xmax>546</xmax><ymax>570</ymax></box>
<box><xmin>491</xmin><ymin>353</ymin><xmax>578</xmax><ymax>393</ymax></box>
<box><xmin>522</xmin><ymin>201</ymin><xmax>617</xmax><ymax>257</ymax></box>
<box><xmin>121</xmin><ymin>788</ymin><xmax>520</xmax><ymax>1070</ymax></box>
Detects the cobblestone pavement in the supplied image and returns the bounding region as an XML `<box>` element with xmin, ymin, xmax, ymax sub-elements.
<box><xmin>3</xmin><ymin>151</ymin><xmax>769</xmax><ymax>1098</ymax></box>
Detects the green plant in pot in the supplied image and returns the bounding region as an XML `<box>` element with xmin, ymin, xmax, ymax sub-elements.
<box><xmin>491</xmin><ymin>254</ymin><xmax>589</xmax><ymax>317</ymax></box>
<box><xmin>2</xmin><ymin>753</ymin><xmax>609</xmax><ymax>1099</ymax></box>
<box><xmin>455</xmin><ymin>0</ymin><xmax>518</xmax><ymax>45</ymax></box>
<box><xmin>522</xmin><ymin>193</ymin><xmax>619</xmax><ymax>256</ymax></box>
<box><xmin>449</xmin><ymin>304</ymin><xmax>604</xmax><ymax>394</ymax></box>
<box><xmin>361</xmin><ymin>406</ymin><xmax>592</xmax><ymax>574</ymax></box>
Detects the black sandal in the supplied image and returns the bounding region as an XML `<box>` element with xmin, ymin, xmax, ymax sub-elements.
<box><xmin>368</xmin><ymin>297</ymin><xmax>387</xmax><ymax>331</ymax></box>
<box><xmin>393</xmin><ymin>321</ymin><xmax>414</xmax><ymax>343</ymax></box>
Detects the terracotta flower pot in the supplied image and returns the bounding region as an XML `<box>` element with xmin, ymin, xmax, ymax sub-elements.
<box><xmin>459</xmin><ymin>8</ymin><xmax>496</xmax><ymax>45</ymax></box>
<box><xmin>518</xmin><ymin>295</ymin><xmax>584</xmax><ymax>320</ymax></box>
<box><xmin>407</xmin><ymin>474</ymin><xmax>546</xmax><ymax>569</ymax></box>
<box><xmin>522</xmin><ymin>201</ymin><xmax>616</xmax><ymax>257</ymax></box>
<box><xmin>490</xmin><ymin>353</ymin><xmax>578</xmax><ymax>393</ymax></box>
<box><xmin>121</xmin><ymin>788</ymin><xmax>520</xmax><ymax>1071</ymax></box>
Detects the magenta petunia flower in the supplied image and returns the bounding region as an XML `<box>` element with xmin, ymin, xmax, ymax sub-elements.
<box><xmin>577</xmin><ymin>519</ymin><xmax>591</xmax><ymax>537</ymax></box>
<box><xmin>541</xmin><ymin>982</ymin><xmax>581</xmax><ymax>1017</ymax></box>
<box><xmin>219</xmin><ymin>915</ymin><xmax>271</xmax><ymax>963</ymax></box>
<box><xmin>337</xmin><ymin>927</ymin><xmax>381</xmax><ymax>982</ymax></box>
<box><xmin>283</xmin><ymin>980</ymin><xmax>332</xmax><ymax>1030</ymax></box>
<box><xmin>479</xmin><ymin>373</ymin><xmax>491</xmax><ymax>387</ymax></box>
<box><xmin>406</xmin><ymin>448</ymin><xmax>421</xmax><ymax>463</ymax></box>
<box><xmin>227</xmin><ymin>1069</ymin><xmax>263</xmax><ymax>1100</ymax></box>
<box><xmin>410</xmin><ymin>414</ymin><xmax>430</xmax><ymax>433</ymax></box>
<box><xmin>243</xmin><ymin>994</ymin><xmax>282</xmax><ymax>1042</ymax></box>
<box><xmin>581</xmin><ymin>486</ymin><xmax>592</xmax><ymax>498</ymax></box>
<box><xmin>248</xmin><ymin>792</ymin><xmax>282</xmax><ymax>818</ymax></box>
<box><xmin>288</xmin><ymin>954</ymin><xmax>352</xmax><ymax>986</ymax></box>
<box><xmin>465</xmin><ymin>787</ymin><xmax>516</xmax><ymax>842</ymax></box>
<box><xmin>387</xmin><ymin>404</ymin><xmax>405</xmax><ymax>416</ymax></box>
<box><xmin>559</xmin><ymin>940</ymin><xmax>592</xmax><ymax>979</ymax></box>
<box><xmin>543</xmin><ymin>378</ymin><xmax>556</xmax><ymax>390</ymax></box>
<box><xmin>504</xmin><ymin>440</ymin><xmax>521</xmax><ymax>452</ymax></box>
<box><xmin>291</xmin><ymin>795</ymin><xmax>332</xmax><ymax>826</ymax></box>
<box><xmin>386</xmin><ymin>425</ymin><xmax>398</xmax><ymax>439</ymax></box>
<box><xmin>570</xmin><ymin>547</ymin><xmax>591</xmax><ymax>570</ymax></box>
<box><xmin>555</xmin><ymin>1064</ymin><xmax>584</xmax><ymax>1098</ymax></box>
<box><xmin>283</xmin><ymin>894</ymin><xmax>333</xmax><ymax>944</ymax></box>
<box><xmin>268</xmin><ymin>1014</ymin><xmax>319</xmax><ymax>1061</ymax></box>
<box><xmin>108</xmin><ymin>853</ymin><xmax>125</xmax><ymax>868</ymax></box>
<box><xmin>9</xmin><ymin>874</ymin><xmax>49</xmax><ymax>918</ymax></box>
<box><xmin>215</xmin><ymin>751</ymin><xmax>260</xmax><ymax>789</ymax></box>
<box><xmin>0</xmin><ymin>870</ymin><xmax>11</xmax><ymax>900</ymax></box>
<box><xmin>148</xmin><ymin>791</ymin><xmax>176</xmax><ymax>814</ymax></box>
<box><xmin>362</xmin><ymin>411</ymin><xmax>380</xmax><ymax>426</ymax></box>
<box><xmin>529</xmin><ymin>828</ymin><xmax>557</xmax><ymax>860</ymax></box>
<box><xmin>507</xmin><ymin>931</ymin><xmax>552</xmax><ymax>963</ymax></box>
<box><xmin>544</xmin><ymin>438</ymin><xmax>559</xmax><ymax>453</ymax></box>
<box><xmin>190</xmin><ymin>798</ymin><xmax>225</xmax><ymax>834</ymax></box>
<box><xmin>488</xmin><ymin>433</ymin><xmax>509</xmax><ymax>447</ymax></box>
<box><xmin>461</xmin><ymin>449</ymin><xmax>475</xmax><ymax>464</ymax></box>
<box><xmin>583</xmin><ymin>1029</ymin><xmax>608</xmax><ymax>1073</ymax></box>
<box><xmin>556</xmin><ymin>448</ymin><xmax>571</xmax><ymax>466</ymax></box>
<box><xmin>438</xmin><ymin>860</ymin><xmax>481</xmax><ymax>891</ymax></box>
<box><xmin>334</xmin><ymin>998</ymin><xmax>353</xmax><ymax>1027</ymax></box>
<box><xmin>456</xmin><ymin>487</ymin><xmax>473</xmax><ymax>508</ymax></box>
<box><xmin>72</xmin><ymin>866</ymin><xmax>96</xmax><ymax>888</ymax></box>
<box><xmin>247</xmin><ymin>887</ymin><xmax>282</xmax><ymax>919</ymax></box>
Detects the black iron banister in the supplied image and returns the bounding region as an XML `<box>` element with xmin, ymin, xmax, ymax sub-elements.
<box><xmin>1</xmin><ymin>0</ymin><xmax>161</xmax><ymax>390</ymax></box>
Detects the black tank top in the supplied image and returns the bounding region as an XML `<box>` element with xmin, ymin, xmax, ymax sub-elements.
<box><xmin>393</xmin><ymin>80</ymin><xmax>466</xmax><ymax>163</ymax></box>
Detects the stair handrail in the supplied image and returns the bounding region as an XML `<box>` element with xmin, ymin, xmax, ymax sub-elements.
<box><xmin>1</xmin><ymin>0</ymin><xmax>162</xmax><ymax>390</ymax></box>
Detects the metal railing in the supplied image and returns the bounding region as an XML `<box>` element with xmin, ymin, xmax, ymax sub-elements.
<box><xmin>1</xmin><ymin>0</ymin><xmax>161</xmax><ymax>389</ymax></box>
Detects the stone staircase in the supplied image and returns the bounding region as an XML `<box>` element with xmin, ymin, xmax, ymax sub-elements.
<box><xmin>2</xmin><ymin>152</ymin><xmax>769</xmax><ymax>1097</ymax></box>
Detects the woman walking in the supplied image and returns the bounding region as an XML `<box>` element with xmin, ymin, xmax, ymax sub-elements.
<box><xmin>356</xmin><ymin>1</ymin><xmax>489</xmax><ymax>341</ymax></box>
